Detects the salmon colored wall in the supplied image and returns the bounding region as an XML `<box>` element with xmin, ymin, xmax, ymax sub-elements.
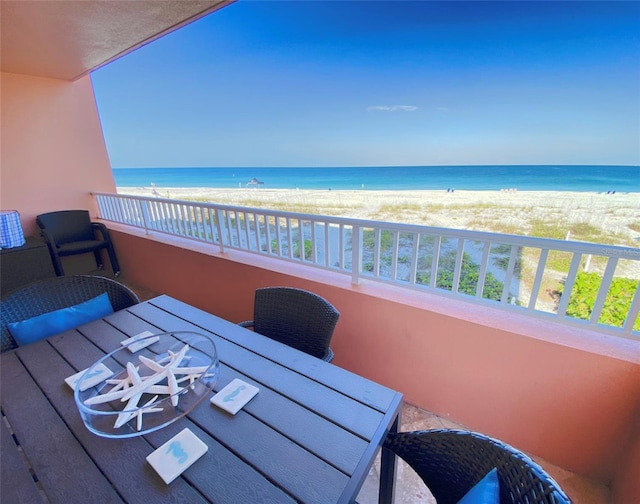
<box><xmin>110</xmin><ymin>229</ymin><xmax>640</xmax><ymax>501</ymax></box>
<box><xmin>0</xmin><ymin>72</ymin><xmax>115</xmax><ymax>236</ymax></box>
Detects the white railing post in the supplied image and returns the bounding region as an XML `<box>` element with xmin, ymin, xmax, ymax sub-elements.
<box><xmin>589</xmin><ymin>257</ymin><xmax>618</xmax><ymax>326</ymax></box>
<box><xmin>351</xmin><ymin>224</ymin><xmax>362</xmax><ymax>285</ymax></box>
<box><xmin>215</xmin><ymin>208</ymin><xmax>226</xmax><ymax>252</ymax></box>
<box><xmin>623</xmin><ymin>282</ymin><xmax>640</xmax><ymax>334</ymax></box>
<box><xmin>139</xmin><ymin>199</ymin><xmax>152</xmax><ymax>235</ymax></box>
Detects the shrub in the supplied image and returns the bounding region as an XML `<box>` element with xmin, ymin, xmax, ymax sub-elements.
<box><xmin>292</xmin><ymin>239</ymin><xmax>313</xmax><ymax>260</ymax></box>
<box><xmin>561</xmin><ymin>272</ymin><xmax>640</xmax><ymax>330</ymax></box>
<box><xmin>417</xmin><ymin>251</ymin><xmax>505</xmax><ymax>301</ymax></box>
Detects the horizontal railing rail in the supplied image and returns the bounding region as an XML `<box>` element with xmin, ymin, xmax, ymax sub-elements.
<box><xmin>94</xmin><ymin>192</ymin><xmax>640</xmax><ymax>339</ymax></box>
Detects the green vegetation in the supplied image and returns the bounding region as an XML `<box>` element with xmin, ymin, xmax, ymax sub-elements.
<box><xmin>271</xmin><ymin>237</ymin><xmax>312</xmax><ymax>260</ymax></box>
<box><xmin>362</xmin><ymin>229</ymin><xmax>394</xmax><ymax>250</ymax></box>
<box><xmin>295</xmin><ymin>239</ymin><xmax>313</xmax><ymax>260</ymax></box>
<box><xmin>416</xmin><ymin>251</ymin><xmax>505</xmax><ymax>301</ymax></box>
<box><xmin>561</xmin><ymin>272</ymin><xmax>640</xmax><ymax>330</ymax></box>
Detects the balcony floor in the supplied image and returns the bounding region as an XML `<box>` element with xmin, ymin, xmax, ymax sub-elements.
<box><xmin>115</xmin><ymin>273</ymin><xmax>611</xmax><ymax>504</ymax></box>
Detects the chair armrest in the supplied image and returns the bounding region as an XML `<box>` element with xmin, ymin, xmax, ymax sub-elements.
<box><xmin>39</xmin><ymin>228</ymin><xmax>57</xmax><ymax>248</ymax></box>
<box><xmin>238</xmin><ymin>320</ymin><xmax>254</xmax><ymax>328</ymax></box>
<box><xmin>91</xmin><ymin>222</ymin><xmax>110</xmax><ymax>241</ymax></box>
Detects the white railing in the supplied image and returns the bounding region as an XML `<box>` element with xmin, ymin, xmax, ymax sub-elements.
<box><xmin>94</xmin><ymin>192</ymin><xmax>640</xmax><ymax>339</ymax></box>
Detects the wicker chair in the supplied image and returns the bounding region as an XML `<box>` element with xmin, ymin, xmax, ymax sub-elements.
<box><xmin>36</xmin><ymin>210</ymin><xmax>121</xmax><ymax>276</ymax></box>
<box><xmin>239</xmin><ymin>287</ymin><xmax>339</xmax><ymax>362</ymax></box>
<box><xmin>383</xmin><ymin>429</ymin><xmax>572</xmax><ymax>504</ymax></box>
<box><xmin>1</xmin><ymin>275</ymin><xmax>140</xmax><ymax>352</ymax></box>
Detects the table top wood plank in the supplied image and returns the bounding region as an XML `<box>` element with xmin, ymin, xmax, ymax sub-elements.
<box><xmin>189</xmin><ymin>398</ymin><xmax>349</xmax><ymax>504</ymax></box>
<box><xmin>0</xmin><ymin>415</ymin><xmax>45</xmax><ymax>504</ymax></box>
<box><xmin>143</xmin><ymin>417</ymin><xmax>298</xmax><ymax>504</ymax></box>
<box><xmin>75</xmin><ymin>314</ymin><xmax>160</xmax><ymax>352</ymax></box>
<box><xmin>48</xmin><ymin>326</ymin><xmax>119</xmax><ymax>369</ymax></box>
<box><xmin>207</xmin><ymin>330</ymin><xmax>385</xmax><ymax>439</ymax></box>
<box><xmin>1</xmin><ymin>350</ymin><xmax>125</xmax><ymax>504</ymax></box>
<box><xmin>214</xmin><ymin>364</ymin><xmax>369</xmax><ymax>475</ymax></box>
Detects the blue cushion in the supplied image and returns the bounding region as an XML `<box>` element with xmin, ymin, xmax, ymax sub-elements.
<box><xmin>8</xmin><ymin>293</ymin><xmax>114</xmax><ymax>346</ymax></box>
<box><xmin>457</xmin><ymin>467</ymin><xmax>500</xmax><ymax>504</ymax></box>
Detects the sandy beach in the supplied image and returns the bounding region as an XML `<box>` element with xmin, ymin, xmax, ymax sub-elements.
<box><xmin>117</xmin><ymin>187</ymin><xmax>640</xmax><ymax>246</ymax></box>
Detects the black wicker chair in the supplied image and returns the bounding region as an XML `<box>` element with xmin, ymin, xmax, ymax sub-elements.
<box><xmin>239</xmin><ymin>287</ymin><xmax>339</xmax><ymax>362</ymax></box>
<box><xmin>383</xmin><ymin>429</ymin><xmax>572</xmax><ymax>504</ymax></box>
<box><xmin>1</xmin><ymin>275</ymin><xmax>140</xmax><ymax>352</ymax></box>
<box><xmin>37</xmin><ymin>210</ymin><xmax>121</xmax><ymax>276</ymax></box>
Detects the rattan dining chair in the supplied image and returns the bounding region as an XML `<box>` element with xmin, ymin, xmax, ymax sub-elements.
<box><xmin>36</xmin><ymin>210</ymin><xmax>121</xmax><ymax>276</ymax></box>
<box><xmin>1</xmin><ymin>275</ymin><xmax>140</xmax><ymax>352</ymax></box>
<box><xmin>239</xmin><ymin>286</ymin><xmax>339</xmax><ymax>362</ymax></box>
<box><xmin>383</xmin><ymin>429</ymin><xmax>572</xmax><ymax>504</ymax></box>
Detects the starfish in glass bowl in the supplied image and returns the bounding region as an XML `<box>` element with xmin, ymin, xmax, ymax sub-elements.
<box><xmin>83</xmin><ymin>344</ymin><xmax>213</xmax><ymax>430</ymax></box>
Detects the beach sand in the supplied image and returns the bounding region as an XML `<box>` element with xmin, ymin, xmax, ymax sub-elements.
<box><xmin>117</xmin><ymin>186</ymin><xmax>640</xmax><ymax>245</ymax></box>
<box><xmin>118</xmin><ymin>187</ymin><xmax>640</xmax><ymax>246</ymax></box>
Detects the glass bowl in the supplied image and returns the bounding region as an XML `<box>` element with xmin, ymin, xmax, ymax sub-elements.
<box><xmin>74</xmin><ymin>331</ymin><xmax>219</xmax><ymax>438</ymax></box>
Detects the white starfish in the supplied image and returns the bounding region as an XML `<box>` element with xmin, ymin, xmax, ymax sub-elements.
<box><xmin>177</xmin><ymin>372</ymin><xmax>216</xmax><ymax>388</ymax></box>
<box><xmin>85</xmin><ymin>366</ymin><xmax>138</xmax><ymax>405</ymax></box>
<box><xmin>104</xmin><ymin>366</ymin><xmax>138</xmax><ymax>391</ymax></box>
<box><xmin>139</xmin><ymin>351</ymin><xmax>209</xmax><ymax>377</ymax></box>
<box><xmin>84</xmin><ymin>387</ymin><xmax>129</xmax><ymax>405</ymax></box>
<box><xmin>114</xmin><ymin>362</ymin><xmax>145</xmax><ymax>428</ymax></box>
<box><xmin>146</xmin><ymin>384</ymin><xmax>184</xmax><ymax>395</ymax></box>
<box><xmin>120</xmin><ymin>345</ymin><xmax>190</xmax><ymax>404</ymax></box>
<box><xmin>135</xmin><ymin>395</ymin><xmax>163</xmax><ymax>431</ymax></box>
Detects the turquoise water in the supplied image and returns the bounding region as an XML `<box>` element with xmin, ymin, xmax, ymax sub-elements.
<box><xmin>113</xmin><ymin>165</ymin><xmax>639</xmax><ymax>192</ymax></box>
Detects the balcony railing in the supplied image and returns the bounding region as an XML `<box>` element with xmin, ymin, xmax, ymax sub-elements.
<box><xmin>94</xmin><ymin>192</ymin><xmax>640</xmax><ymax>339</ymax></box>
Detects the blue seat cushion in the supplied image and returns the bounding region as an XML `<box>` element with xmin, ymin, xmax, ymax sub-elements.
<box><xmin>8</xmin><ymin>292</ymin><xmax>114</xmax><ymax>346</ymax></box>
<box><xmin>457</xmin><ymin>467</ymin><xmax>500</xmax><ymax>504</ymax></box>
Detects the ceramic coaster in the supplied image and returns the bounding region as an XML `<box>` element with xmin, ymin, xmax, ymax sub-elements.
<box><xmin>65</xmin><ymin>363</ymin><xmax>114</xmax><ymax>391</ymax></box>
<box><xmin>210</xmin><ymin>378</ymin><xmax>259</xmax><ymax>415</ymax></box>
<box><xmin>120</xmin><ymin>330</ymin><xmax>159</xmax><ymax>353</ymax></box>
<box><xmin>146</xmin><ymin>428</ymin><xmax>208</xmax><ymax>484</ymax></box>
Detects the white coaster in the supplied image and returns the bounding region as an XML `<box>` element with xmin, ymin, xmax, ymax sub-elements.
<box><xmin>146</xmin><ymin>428</ymin><xmax>208</xmax><ymax>484</ymax></box>
<box><xmin>210</xmin><ymin>378</ymin><xmax>259</xmax><ymax>415</ymax></box>
<box><xmin>65</xmin><ymin>363</ymin><xmax>114</xmax><ymax>391</ymax></box>
<box><xmin>120</xmin><ymin>330</ymin><xmax>159</xmax><ymax>353</ymax></box>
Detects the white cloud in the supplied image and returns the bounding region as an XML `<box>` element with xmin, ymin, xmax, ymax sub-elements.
<box><xmin>367</xmin><ymin>105</ymin><xmax>418</xmax><ymax>112</ymax></box>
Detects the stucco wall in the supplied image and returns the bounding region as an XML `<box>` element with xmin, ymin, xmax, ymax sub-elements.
<box><xmin>110</xmin><ymin>228</ymin><xmax>640</xmax><ymax>501</ymax></box>
<box><xmin>0</xmin><ymin>72</ymin><xmax>115</xmax><ymax>236</ymax></box>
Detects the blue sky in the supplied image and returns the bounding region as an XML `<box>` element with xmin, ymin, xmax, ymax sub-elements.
<box><xmin>91</xmin><ymin>1</ymin><xmax>640</xmax><ymax>168</ymax></box>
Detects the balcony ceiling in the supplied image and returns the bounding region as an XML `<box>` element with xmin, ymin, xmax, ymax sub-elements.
<box><xmin>0</xmin><ymin>0</ymin><xmax>234</xmax><ymax>81</ymax></box>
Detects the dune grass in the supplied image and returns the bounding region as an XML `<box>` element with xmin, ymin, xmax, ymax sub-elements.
<box><xmin>184</xmin><ymin>196</ymin><xmax>363</xmax><ymax>216</ymax></box>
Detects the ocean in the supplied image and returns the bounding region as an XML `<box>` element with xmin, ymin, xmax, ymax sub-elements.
<box><xmin>113</xmin><ymin>165</ymin><xmax>640</xmax><ymax>193</ymax></box>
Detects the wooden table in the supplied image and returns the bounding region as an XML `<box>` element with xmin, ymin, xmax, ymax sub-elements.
<box><xmin>1</xmin><ymin>295</ymin><xmax>403</xmax><ymax>504</ymax></box>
